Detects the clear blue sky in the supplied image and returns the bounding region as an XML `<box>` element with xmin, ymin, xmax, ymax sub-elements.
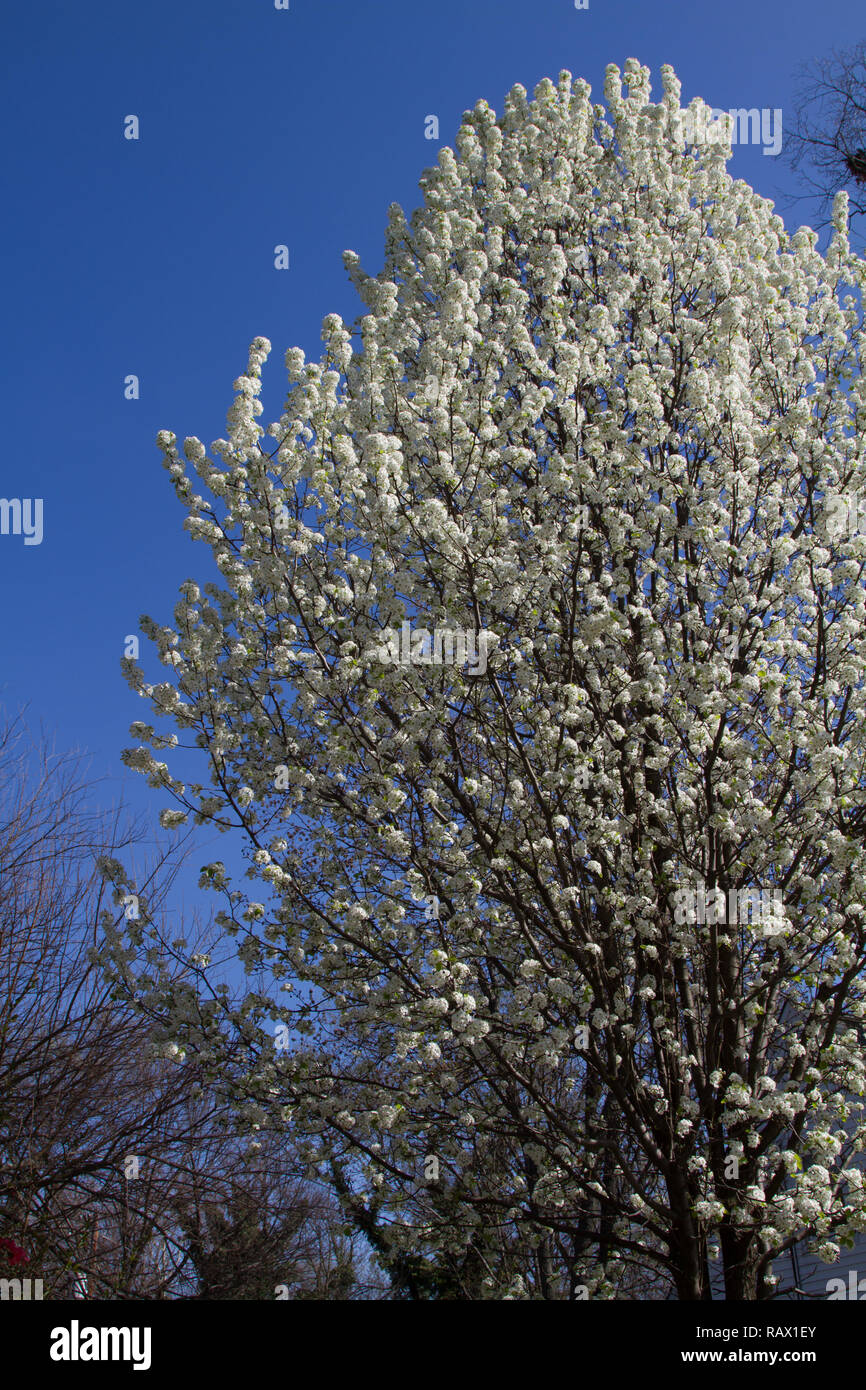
<box><xmin>0</xmin><ymin>0</ymin><xmax>859</xmax><ymax>910</ymax></box>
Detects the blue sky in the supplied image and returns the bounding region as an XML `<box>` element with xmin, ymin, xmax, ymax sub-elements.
<box><xmin>0</xmin><ymin>0</ymin><xmax>859</xmax><ymax>914</ymax></box>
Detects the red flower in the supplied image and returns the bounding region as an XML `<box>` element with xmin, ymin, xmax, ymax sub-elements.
<box><xmin>0</xmin><ymin>1237</ymin><xmax>29</xmax><ymax>1266</ymax></box>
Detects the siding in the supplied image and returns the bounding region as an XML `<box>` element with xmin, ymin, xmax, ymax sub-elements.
<box><xmin>706</xmin><ymin>1235</ymin><xmax>866</xmax><ymax>1300</ymax></box>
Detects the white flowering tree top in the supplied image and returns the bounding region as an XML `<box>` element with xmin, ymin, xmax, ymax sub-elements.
<box><xmin>110</xmin><ymin>61</ymin><xmax>866</xmax><ymax>1300</ymax></box>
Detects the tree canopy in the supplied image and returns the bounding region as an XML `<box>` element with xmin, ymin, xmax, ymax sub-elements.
<box><xmin>110</xmin><ymin>60</ymin><xmax>866</xmax><ymax>1299</ymax></box>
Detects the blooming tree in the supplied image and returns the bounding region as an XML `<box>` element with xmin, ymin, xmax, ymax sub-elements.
<box><xmin>112</xmin><ymin>61</ymin><xmax>866</xmax><ymax>1299</ymax></box>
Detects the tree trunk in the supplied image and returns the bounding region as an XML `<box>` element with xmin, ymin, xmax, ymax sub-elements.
<box><xmin>667</xmin><ymin>1169</ymin><xmax>712</xmax><ymax>1299</ymax></box>
<box><xmin>720</xmin><ymin>1222</ymin><xmax>762</xmax><ymax>1300</ymax></box>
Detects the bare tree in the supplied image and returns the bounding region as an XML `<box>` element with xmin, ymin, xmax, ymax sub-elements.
<box><xmin>173</xmin><ymin>1133</ymin><xmax>361</xmax><ymax>1300</ymax></box>
<box><xmin>0</xmin><ymin>711</ymin><xmax>203</xmax><ymax>1295</ymax></box>
<box><xmin>786</xmin><ymin>40</ymin><xmax>866</xmax><ymax>226</ymax></box>
<box><xmin>0</xmin><ymin>712</ymin><xmax>368</xmax><ymax>1300</ymax></box>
